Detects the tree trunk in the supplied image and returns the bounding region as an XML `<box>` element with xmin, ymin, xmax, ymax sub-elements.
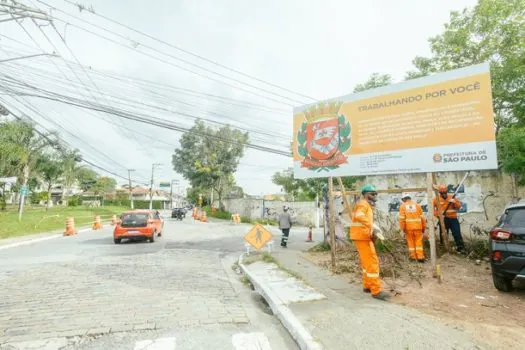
<box><xmin>18</xmin><ymin>164</ymin><xmax>29</xmax><ymax>222</ymax></box>
<box><xmin>46</xmin><ymin>183</ymin><xmax>52</xmax><ymax>211</ymax></box>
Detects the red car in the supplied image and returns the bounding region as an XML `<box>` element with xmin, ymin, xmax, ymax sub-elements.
<box><xmin>113</xmin><ymin>210</ymin><xmax>164</xmax><ymax>244</ymax></box>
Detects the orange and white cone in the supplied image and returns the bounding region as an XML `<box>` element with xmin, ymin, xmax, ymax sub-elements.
<box><xmin>64</xmin><ymin>217</ymin><xmax>77</xmax><ymax>236</ymax></box>
<box><xmin>92</xmin><ymin>215</ymin><xmax>103</xmax><ymax>230</ymax></box>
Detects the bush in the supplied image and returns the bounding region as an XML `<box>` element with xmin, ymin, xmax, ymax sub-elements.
<box><xmin>68</xmin><ymin>195</ymin><xmax>81</xmax><ymax>207</ymax></box>
<box><xmin>252</xmin><ymin>218</ymin><xmax>277</xmax><ymax>226</ymax></box>
<box><xmin>203</xmin><ymin>206</ymin><xmax>232</xmax><ymax>220</ymax></box>
<box><xmin>103</xmin><ymin>199</ymin><xmax>164</xmax><ymax>209</ymax></box>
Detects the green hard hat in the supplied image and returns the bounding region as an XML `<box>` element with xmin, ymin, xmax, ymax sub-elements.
<box><xmin>361</xmin><ymin>184</ymin><xmax>377</xmax><ymax>193</ymax></box>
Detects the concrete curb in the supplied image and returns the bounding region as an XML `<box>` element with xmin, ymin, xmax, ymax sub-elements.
<box><xmin>238</xmin><ymin>254</ymin><xmax>323</xmax><ymax>350</ymax></box>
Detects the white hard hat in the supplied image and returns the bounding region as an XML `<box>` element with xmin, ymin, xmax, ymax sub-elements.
<box><xmin>401</xmin><ymin>192</ymin><xmax>411</xmax><ymax>200</ymax></box>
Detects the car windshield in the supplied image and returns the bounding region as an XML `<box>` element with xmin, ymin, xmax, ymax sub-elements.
<box><xmin>121</xmin><ymin>213</ymin><xmax>149</xmax><ymax>227</ymax></box>
<box><xmin>505</xmin><ymin>208</ymin><xmax>525</xmax><ymax>227</ymax></box>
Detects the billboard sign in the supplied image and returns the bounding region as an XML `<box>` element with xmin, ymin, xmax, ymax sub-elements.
<box><xmin>292</xmin><ymin>62</ymin><xmax>497</xmax><ymax>178</ymax></box>
<box><xmin>159</xmin><ymin>181</ymin><xmax>171</xmax><ymax>189</ymax></box>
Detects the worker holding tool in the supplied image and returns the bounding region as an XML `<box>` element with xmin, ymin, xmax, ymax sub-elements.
<box><xmin>433</xmin><ymin>184</ymin><xmax>465</xmax><ymax>253</ymax></box>
<box><xmin>350</xmin><ymin>184</ymin><xmax>390</xmax><ymax>301</ymax></box>
<box><xmin>399</xmin><ymin>193</ymin><xmax>427</xmax><ymax>262</ymax></box>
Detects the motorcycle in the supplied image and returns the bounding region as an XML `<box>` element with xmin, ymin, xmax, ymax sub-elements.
<box><xmin>171</xmin><ymin>208</ymin><xmax>185</xmax><ymax>221</ymax></box>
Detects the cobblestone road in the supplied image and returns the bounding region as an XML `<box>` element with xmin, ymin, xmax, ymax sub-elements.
<box><xmin>0</xmin><ymin>216</ymin><xmax>295</xmax><ymax>349</ymax></box>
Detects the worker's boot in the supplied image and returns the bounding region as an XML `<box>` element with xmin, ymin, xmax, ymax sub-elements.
<box><xmin>372</xmin><ymin>291</ymin><xmax>391</xmax><ymax>301</ymax></box>
<box><xmin>363</xmin><ymin>288</ymin><xmax>371</xmax><ymax>293</ymax></box>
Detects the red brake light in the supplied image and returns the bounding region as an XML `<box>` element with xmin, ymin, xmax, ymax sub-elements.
<box><xmin>490</xmin><ymin>228</ymin><xmax>511</xmax><ymax>240</ymax></box>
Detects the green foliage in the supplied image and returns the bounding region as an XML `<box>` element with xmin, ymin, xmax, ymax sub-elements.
<box><xmin>92</xmin><ymin>176</ymin><xmax>117</xmax><ymax>196</ymax></box>
<box><xmin>203</xmin><ymin>206</ymin><xmax>232</xmax><ymax>220</ymax></box>
<box><xmin>497</xmin><ymin>126</ymin><xmax>525</xmax><ymax>184</ymax></box>
<box><xmin>67</xmin><ymin>195</ymin><xmax>81</xmax><ymax>207</ymax></box>
<box><xmin>406</xmin><ymin>0</ymin><xmax>525</xmax><ymax>131</ymax></box>
<box><xmin>252</xmin><ymin>218</ymin><xmax>277</xmax><ymax>226</ymax></box>
<box><xmin>103</xmin><ymin>199</ymin><xmax>163</xmax><ymax>210</ymax></box>
<box><xmin>172</xmin><ymin>120</ymin><xmax>248</xmax><ymax>203</ymax></box>
<box><xmin>353</xmin><ymin>73</ymin><xmax>392</xmax><ymax>93</ymax></box>
<box><xmin>272</xmin><ymin>167</ymin><xmax>363</xmax><ymax>200</ymax></box>
<box><xmin>308</xmin><ymin>241</ymin><xmax>331</xmax><ymax>252</ymax></box>
<box><xmin>76</xmin><ymin>167</ymin><xmax>99</xmax><ymax>192</ymax></box>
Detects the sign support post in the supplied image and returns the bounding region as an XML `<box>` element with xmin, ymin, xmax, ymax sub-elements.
<box><xmin>426</xmin><ymin>173</ymin><xmax>438</xmax><ymax>275</ymax></box>
<box><xmin>328</xmin><ymin>177</ymin><xmax>336</xmax><ymax>268</ymax></box>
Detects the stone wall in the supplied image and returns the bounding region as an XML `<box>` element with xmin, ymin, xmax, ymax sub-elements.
<box><xmin>220</xmin><ymin>171</ymin><xmax>523</xmax><ymax>230</ymax></box>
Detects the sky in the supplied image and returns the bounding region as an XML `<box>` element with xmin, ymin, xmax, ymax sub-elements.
<box><xmin>0</xmin><ymin>0</ymin><xmax>478</xmax><ymax>196</ymax></box>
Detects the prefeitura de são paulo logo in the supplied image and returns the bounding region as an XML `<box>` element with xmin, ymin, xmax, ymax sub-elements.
<box><xmin>296</xmin><ymin>101</ymin><xmax>351</xmax><ymax>172</ymax></box>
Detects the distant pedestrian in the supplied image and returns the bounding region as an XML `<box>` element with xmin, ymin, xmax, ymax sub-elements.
<box><xmin>279</xmin><ymin>206</ymin><xmax>293</xmax><ymax>248</ymax></box>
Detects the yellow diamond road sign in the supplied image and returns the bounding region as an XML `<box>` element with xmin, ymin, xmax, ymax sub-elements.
<box><xmin>244</xmin><ymin>224</ymin><xmax>272</xmax><ymax>251</ymax></box>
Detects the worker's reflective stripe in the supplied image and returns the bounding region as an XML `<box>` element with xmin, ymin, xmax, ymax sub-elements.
<box><xmin>446</xmin><ymin>210</ymin><xmax>456</xmax><ymax>213</ymax></box>
<box><xmin>351</xmin><ymin>222</ymin><xmax>365</xmax><ymax>227</ymax></box>
<box><xmin>398</xmin><ymin>215</ymin><xmax>405</xmax><ymax>219</ymax></box>
<box><xmin>405</xmin><ymin>218</ymin><xmax>421</xmax><ymax>222</ymax></box>
<box><xmin>408</xmin><ymin>248</ymin><xmax>415</xmax><ymax>251</ymax></box>
<box><xmin>355</xmin><ymin>212</ymin><xmax>366</xmax><ymax>217</ymax></box>
<box><xmin>366</xmin><ymin>272</ymin><xmax>379</xmax><ymax>278</ymax></box>
<box><xmin>415</xmin><ymin>247</ymin><xmax>423</xmax><ymax>251</ymax></box>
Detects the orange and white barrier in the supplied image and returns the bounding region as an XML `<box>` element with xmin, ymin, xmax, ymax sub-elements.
<box><xmin>200</xmin><ymin>211</ymin><xmax>207</xmax><ymax>222</ymax></box>
<box><xmin>64</xmin><ymin>217</ymin><xmax>77</xmax><ymax>236</ymax></box>
<box><xmin>92</xmin><ymin>215</ymin><xmax>103</xmax><ymax>230</ymax></box>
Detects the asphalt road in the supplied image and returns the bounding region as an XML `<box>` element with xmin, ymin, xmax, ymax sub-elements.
<box><xmin>0</xmin><ymin>212</ymin><xmax>297</xmax><ymax>350</ymax></box>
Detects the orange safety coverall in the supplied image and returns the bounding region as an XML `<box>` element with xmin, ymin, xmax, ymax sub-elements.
<box><xmin>433</xmin><ymin>194</ymin><xmax>462</xmax><ymax>219</ymax></box>
<box><xmin>399</xmin><ymin>200</ymin><xmax>427</xmax><ymax>260</ymax></box>
<box><xmin>349</xmin><ymin>199</ymin><xmax>382</xmax><ymax>295</ymax></box>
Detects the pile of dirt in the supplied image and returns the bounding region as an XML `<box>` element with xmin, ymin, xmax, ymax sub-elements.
<box><xmin>305</xmin><ymin>244</ymin><xmax>525</xmax><ymax>349</ymax></box>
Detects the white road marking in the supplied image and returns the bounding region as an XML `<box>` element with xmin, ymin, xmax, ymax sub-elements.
<box><xmin>0</xmin><ymin>234</ymin><xmax>60</xmax><ymax>251</ymax></box>
<box><xmin>232</xmin><ymin>332</ymin><xmax>272</xmax><ymax>350</ymax></box>
<box><xmin>134</xmin><ymin>337</ymin><xmax>176</xmax><ymax>350</ymax></box>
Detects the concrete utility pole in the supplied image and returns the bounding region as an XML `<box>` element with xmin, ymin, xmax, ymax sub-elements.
<box><xmin>149</xmin><ymin>163</ymin><xmax>162</xmax><ymax>210</ymax></box>
<box><xmin>127</xmin><ymin>169</ymin><xmax>135</xmax><ymax>209</ymax></box>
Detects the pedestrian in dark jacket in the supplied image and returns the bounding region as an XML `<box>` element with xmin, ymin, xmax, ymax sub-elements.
<box><xmin>279</xmin><ymin>206</ymin><xmax>292</xmax><ymax>247</ymax></box>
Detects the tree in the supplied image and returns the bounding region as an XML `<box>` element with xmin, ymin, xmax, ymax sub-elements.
<box><xmin>0</xmin><ymin>120</ymin><xmax>57</xmax><ymax>220</ymax></box>
<box><xmin>353</xmin><ymin>73</ymin><xmax>392</xmax><ymax>93</ymax></box>
<box><xmin>59</xmin><ymin>148</ymin><xmax>83</xmax><ymax>202</ymax></box>
<box><xmin>172</xmin><ymin>120</ymin><xmax>248</xmax><ymax>207</ymax></box>
<box><xmin>92</xmin><ymin>176</ymin><xmax>117</xmax><ymax>198</ymax></box>
<box><xmin>497</xmin><ymin>126</ymin><xmax>525</xmax><ymax>185</ymax></box>
<box><xmin>36</xmin><ymin>154</ymin><xmax>64</xmax><ymax>210</ymax></box>
<box><xmin>405</xmin><ymin>0</ymin><xmax>525</xmax><ymax>132</ymax></box>
<box><xmin>76</xmin><ymin>168</ymin><xmax>98</xmax><ymax>192</ymax></box>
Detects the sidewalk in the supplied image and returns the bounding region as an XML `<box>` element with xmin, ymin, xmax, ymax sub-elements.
<box><xmin>241</xmin><ymin>230</ymin><xmax>485</xmax><ymax>350</ymax></box>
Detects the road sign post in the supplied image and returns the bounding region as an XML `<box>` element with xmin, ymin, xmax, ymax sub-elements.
<box><xmin>244</xmin><ymin>224</ymin><xmax>273</xmax><ymax>253</ymax></box>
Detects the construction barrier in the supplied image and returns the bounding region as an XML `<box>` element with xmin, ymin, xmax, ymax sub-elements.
<box><xmin>92</xmin><ymin>215</ymin><xmax>103</xmax><ymax>230</ymax></box>
<box><xmin>200</xmin><ymin>211</ymin><xmax>207</xmax><ymax>222</ymax></box>
<box><xmin>64</xmin><ymin>217</ymin><xmax>77</xmax><ymax>236</ymax></box>
<box><xmin>306</xmin><ymin>225</ymin><xmax>313</xmax><ymax>242</ymax></box>
<box><xmin>234</xmin><ymin>213</ymin><xmax>241</xmax><ymax>224</ymax></box>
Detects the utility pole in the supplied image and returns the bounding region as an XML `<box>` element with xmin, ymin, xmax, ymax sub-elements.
<box><xmin>127</xmin><ymin>169</ymin><xmax>135</xmax><ymax>209</ymax></box>
<box><xmin>169</xmin><ymin>179</ymin><xmax>179</xmax><ymax>209</ymax></box>
<box><xmin>149</xmin><ymin>163</ymin><xmax>162</xmax><ymax>210</ymax></box>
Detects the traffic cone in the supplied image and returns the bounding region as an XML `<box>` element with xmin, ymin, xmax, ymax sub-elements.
<box><xmin>92</xmin><ymin>215</ymin><xmax>103</xmax><ymax>230</ymax></box>
<box><xmin>200</xmin><ymin>211</ymin><xmax>207</xmax><ymax>222</ymax></box>
<box><xmin>306</xmin><ymin>225</ymin><xmax>313</xmax><ymax>242</ymax></box>
<box><xmin>64</xmin><ymin>217</ymin><xmax>77</xmax><ymax>236</ymax></box>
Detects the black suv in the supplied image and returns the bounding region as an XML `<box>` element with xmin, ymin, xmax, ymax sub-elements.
<box><xmin>489</xmin><ymin>201</ymin><xmax>525</xmax><ymax>292</ymax></box>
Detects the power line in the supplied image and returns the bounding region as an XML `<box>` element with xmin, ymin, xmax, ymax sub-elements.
<box><xmin>60</xmin><ymin>0</ymin><xmax>317</xmax><ymax>102</ymax></box>
<box><xmin>36</xmin><ymin>1</ymin><xmax>305</xmax><ymax>106</ymax></box>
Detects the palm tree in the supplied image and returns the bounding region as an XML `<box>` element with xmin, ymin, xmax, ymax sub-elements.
<box><xmin>59</xmin><ymin>148</ymin><xmax>83</xmax><ymax>204</ymax></box>
<box><xmin>0</xmin><ymin>119</ymin><xmax>57</xmax><ymax>220</ymax></box>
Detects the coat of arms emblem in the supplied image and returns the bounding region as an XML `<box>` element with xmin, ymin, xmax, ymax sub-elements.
<box><xmin>296</xmin><ymin>101</ymin><xmax>351</xmax><ymax>172</ymax></box>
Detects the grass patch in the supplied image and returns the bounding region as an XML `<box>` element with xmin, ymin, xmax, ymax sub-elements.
<box><xmin>240</xmin><ymin>276</ymin><xmax>251</xmax><ymax>286</ymax></box>
<box><xmin>308</xmin><ymin>241</ymin><xmax>331</xmax><ymax>252</ymax></box>
<box><xmin>0</xmin><ymin>205</ymin><xmax>128</xmax><ymax>239</ymax></box>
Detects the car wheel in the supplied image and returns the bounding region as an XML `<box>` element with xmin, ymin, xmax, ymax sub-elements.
<box><xmin>149</xmin><ymin>232</ymin><xmax>155</xmax><ymax>243</ymax></box>
<box><xmin>114</xmin><ymin>238</ymin><xmax>121</xmax><ymax>244</ymax></box>
<box><xmin>492</xmin><ymin>274</ymin><xmax>513</xmax><ymax>292</ymax></box>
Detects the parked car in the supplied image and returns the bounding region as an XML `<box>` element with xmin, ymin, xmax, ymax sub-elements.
<box><xmin>113</xmin><ymin>210</ymin><xmax>164</xmax><ymax>244</ymax></box>
<box><xmin>489</xmin><ymin>200</ymin><xmax>525</xmax><ymax>292</ymax></box>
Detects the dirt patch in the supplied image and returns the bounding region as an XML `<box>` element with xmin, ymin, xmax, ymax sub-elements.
<box><xmin>305</xmin><ymin>244</ymin><xmax>525</xmax><ymax>349</ymax></box>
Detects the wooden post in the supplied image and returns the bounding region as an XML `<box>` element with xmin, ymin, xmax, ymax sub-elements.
<box><xmin>431</xmin><ymin>173</ymin><xmax>450</xmax><ymax>253</ymax></box>
<box><xmin>336</xmin><ymin>177</ymin><xmax>353</xmax><ymax>217</ymax></box>
<box><xmin>426</xmin><ymin>173</ymin><xmax>438</xmax><ymax>275</ymax></box>
<box><xmin>328</xmin><ymin>177</ymin><xmax>336</xmax><ymax>268</ymax></box>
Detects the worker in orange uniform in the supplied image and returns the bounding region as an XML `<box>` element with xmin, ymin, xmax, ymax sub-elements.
<box><xmin>433</xmin><ymin>184</ymin><xmax>465</xmax><ymax>253</ymax></box>
<box><xmin>399</xmin><ymin>193</ymin><xmax>427</xmax><ymax>262</ymax></box>
<box><xmin>350</xmin><ymin>184</ymin><xmax>390</xmax><ymax>301</ymax></box>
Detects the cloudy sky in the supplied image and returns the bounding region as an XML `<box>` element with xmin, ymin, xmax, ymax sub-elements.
<box><xmin>0</xmin><ymin>0</ymin><xmax>477</xmax><ymax>196</ymax></box>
